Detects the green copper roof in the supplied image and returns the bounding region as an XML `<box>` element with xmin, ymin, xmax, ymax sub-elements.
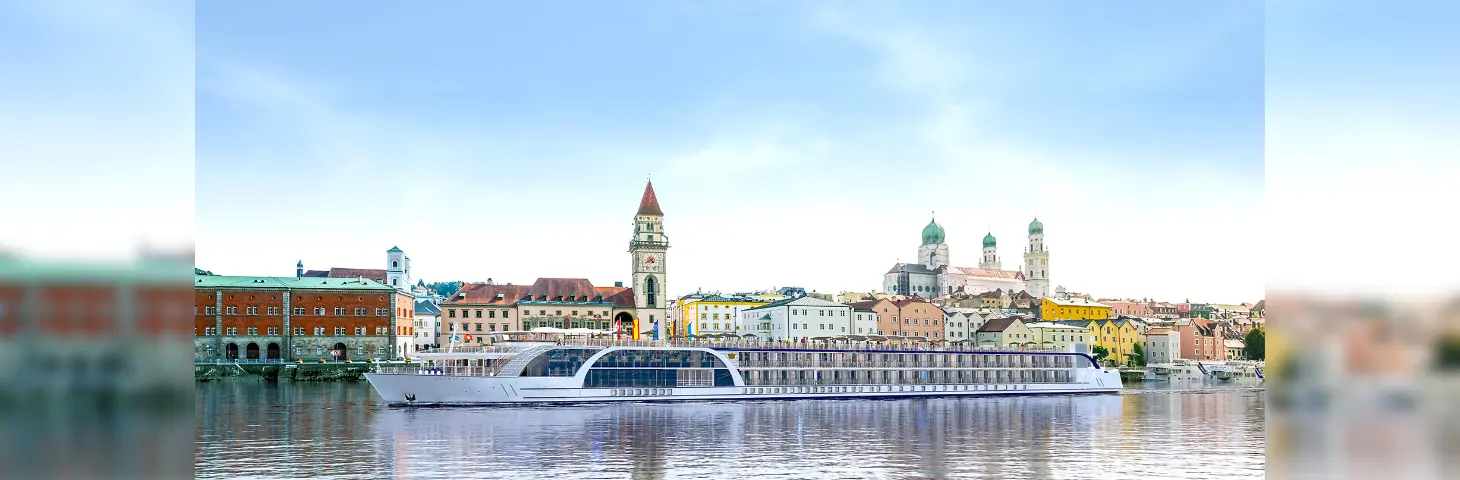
<box><xmin>194</xmin><ymin>275</ymin><xmax>394</xmax><ymax>291</ymax></box>
<box><xmin>387</xmin><ymin>246</ymin><xmax>403</xmax><ymax>253</ymax></box>
<box><xmin>1028</xmin><ymin>217</ymin><xmax>1043</xmax><ymax>235</ymax></box>
<box><xmin>982</xmin><ymin>232</ymin><xmax>997</xmax><ymax>247</ymax></box>
<box><xmin>921</xmin><ymin>218</ymin><xmax>945</xmax><ymax>245</ymax></box>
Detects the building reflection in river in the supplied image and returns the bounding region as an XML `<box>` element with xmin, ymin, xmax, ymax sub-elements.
<box><xmin>197</xmin><ymin>382</ymin><xmax>1264</xmax><ymax>479</ymax></box>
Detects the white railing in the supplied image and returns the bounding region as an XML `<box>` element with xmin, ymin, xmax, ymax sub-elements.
<box><xmin>660</xmin><ymin>339</ymin><xmax>1067</xmax><ymax>354</ymax></box>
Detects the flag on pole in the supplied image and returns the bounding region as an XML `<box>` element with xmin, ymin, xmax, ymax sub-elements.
<box><xmin>464</xmin><ymin>334</ymin><xmax>473</xmax><ymax>342</ymax></box>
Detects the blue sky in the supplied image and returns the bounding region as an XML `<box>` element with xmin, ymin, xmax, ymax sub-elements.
<box><xmin>0</xmin><ymin>1</ymin><xmax>1291</xmax><ymax>303</ymax></box>
<box><xmin>189</xmin><ymin>0</ymin><xmax>1266</xmax><ymax>303</ymax></box>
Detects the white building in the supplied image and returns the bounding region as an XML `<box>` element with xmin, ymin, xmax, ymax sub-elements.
<box><xmin>1026</xmin><ymin>322</ymin><xmax>1090</xmax><ymax>353</ymax></box>
<box><xmin>883</xmin><ymin>217</ymin><xmax>1029</xmax><ymax>299</ymax></box>
<box><xmin>943</xmin><ymin>310</ymin><xmax>985</xmax><ymax>342</ymax></box>
<box><xmin>740</xmin><ymin>296</ymin><xmax>855</xmax><ymax>341</ymax></box>
<box><xmin>851</xmin><ymin>307</ymin><xmax>879</xmax><ymax>336</ymax></box>
<box><xmin>1143</xmin><ymin>327</ymin><xmax>1180</xmax><ymax>364</ymax></box>
<box><xmin>414</xmin><ymin>298</ymin><xmax>441</xmax><ymax>350</ymax></box>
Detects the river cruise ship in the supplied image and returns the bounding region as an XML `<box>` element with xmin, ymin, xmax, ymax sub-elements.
<box><xmin>366</xmin><ymin>331</ymin><xmax>1121</xmax><ymax>405</ymax></box>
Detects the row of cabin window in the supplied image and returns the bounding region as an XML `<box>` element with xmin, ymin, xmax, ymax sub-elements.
<box><xmin>200</xmin><ymin>306</ymin><xmax>390</xmax><ymax>316</ymax></box>
<box><xmin>739</xmin><ymin>369</ymin><xmax>1074</xmax><ymax>386</ymax></box>
<box><xmin>199</xmin><ymin>326</ymin><xmax>403</xmax><ymax>336</ymax></box>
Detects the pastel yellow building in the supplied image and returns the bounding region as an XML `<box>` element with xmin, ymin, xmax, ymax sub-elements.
<box><xmin>1111</xmin><ymin>319</ymin><xmax>1144</xmax><ymax>365</ymax></box>
<box><xmin>677</xmin><ymin>294</ymin><xmax>770</xmax><ymax>336</ymax></box>
<box><xmin>1058</xmin><ymin>318</ymin><xmax>1139</xmax><ymax>365</ymax></box>
<box><xmin>1041</xmin><ymin>297</ymin><xmax>1112</xmax><ymax>321</ymax></box>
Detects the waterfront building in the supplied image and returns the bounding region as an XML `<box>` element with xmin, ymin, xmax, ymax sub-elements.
<box><xmin>193</xmin><ymin>275</ymin><xmax>408</xmax><ymax>361</ymax></box>
<box><xmin>1111</xmin><ymin>318</ymin><xmax>1145</xmax><ymax>366</ymax></box>
<box><xmin>4</xmin><ymin>255</ymin><xmax>194</xmax><ymax>394</ymax></box>
<box><xmin>944</xmin><ymin>310</ymin><xmax>985</xmax><ymax>342</ymax></box>
<box><xmin>413</xmin><ymin>298</ymin><xmax>440</xmax><ymax>351</ymax></box>
<box><xmin>1174</xmin><ymin>318</ymin><xmax>1228</xmax><ymax>361</ymax></box>
<box><xmin>1026</xmin><ymin>322</ymin><xmax>1090</xmax><ymax>353</ymax></box>
<box><xmin>1142</xmin><ymin>327</ymin><xmax>1180</xmax><ymax>364</ymax></box>
<box><xmin>1040</xmin><ymin>297</ymin><xmax>1113</xmax><ymax>321</ymax></box>
<box><xmin>851</xmin><ymin>306</ymin><xmax>879</xmax><ymax>335</ymax></box>
<box><xmin>850</xmin><ymin>297</ymin><xmax>945</xmax><ymax>341</ymax></box>
<box><xmin>739</xmin><ymin>296</ymin><xmax>855</xmax><ymax>341</ymax></box>
<box><xmin>975</xmin><ymin>317</ymin><xmax>1036</xmax><ymax>348</ymax></box>
<box><xmin>680</xmin><ymin>294</ymin><xmax>770</xmax><ymax>337</ymax></box>
<box><xmin>442</xmin><ymin>279</ymin><xmax>638</xmax><ymax>342</ymax></box>
<box><xmin>295</xmin><ymin>246</ymin><xmax>419</xmax><ymax>353</ymax></box>
<box><xmin>1225</xmin><ymin>338</ymin><xmax>1246</xmax><ymax>360</ymax></box>
<box><xmin>1059</xmin><ymin>319</ymin><xmax>1139</xmax><ymax>365</ymax></box>
<box><xmin>882</xmin><ymin>217</ymin><xmax>1028</xmax><ymax>299</ymax></box>
<box><xmin>848</xmin><ymin>298</ymin><xmax>897</xmax><ymax>335</ymax></box>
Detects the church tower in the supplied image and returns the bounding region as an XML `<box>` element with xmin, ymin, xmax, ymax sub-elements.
<box><xmin>1023</xmin><ymin>218</ymin><xmax>1050</xmax><ymax>298</ymax></box>
<box><xmin>917</xmin><ymin>216</ymin><xmax>950</xmax><ymax>270</ymax></box>
<box><xmin>979</xmin><ymin>232</ymin><xmax>1000</xmax><ymax>269</ymax></box>
<box><xmin>629</xmin><ymin>180</ymin><xmax>669</xmax><ymax>340</ymax></box>
<box><xmin>386</xmin><ymin>246</ymin><xmax>408</xmax><ymax>291</ymax></box>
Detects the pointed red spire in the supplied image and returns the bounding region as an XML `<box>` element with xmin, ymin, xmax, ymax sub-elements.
<box><xmin>636</xmin><ymin>180</ymin><xmax>664</xmax><ymax>216</ymax></box>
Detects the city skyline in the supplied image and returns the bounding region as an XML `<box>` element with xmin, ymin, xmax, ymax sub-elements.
<box><xmin>184</xmin><ymin>1</ymin><xmax>1264</xmax><ymax>302</ymax></box>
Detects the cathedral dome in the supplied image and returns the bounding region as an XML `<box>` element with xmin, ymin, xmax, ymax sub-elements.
<box><xmin>1028</xmin><ymin>218</ymin><xmax>1043</xmax><ymax>235</ymax></box>
<box><xmin>921</xmin><ymin>218</ymin><xmax>945</xmax><ymax>245</ymax></box>
<box><xmin>982</xmin><ymin>232</ymin><xmax>997</xmax><ymax>248</ymax></box>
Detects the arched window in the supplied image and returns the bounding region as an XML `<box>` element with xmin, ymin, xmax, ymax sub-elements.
<box><xmin>645</xmin><ymin>277</ymin><xmax>658</xmax><ymax>307</ymax></box>
<box><xmin>393</xmin><ymin>260</ymin><xmax>399</xmax><ymax>267</ymax></box>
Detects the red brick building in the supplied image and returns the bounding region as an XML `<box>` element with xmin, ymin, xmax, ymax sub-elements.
<box><xmin>194</xmin><ymin>275</ymin><xmax>407</xmax><ymax>361</ymax></box>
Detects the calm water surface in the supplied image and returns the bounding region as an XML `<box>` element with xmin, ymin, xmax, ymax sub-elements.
<box><xmin>196</xmin><ymin>381</ymin><xmax>1264</xmax><ymax>479</ymax></box>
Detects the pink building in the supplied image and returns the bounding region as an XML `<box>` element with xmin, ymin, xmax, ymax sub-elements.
<box><xmin>1175</xmin><ymin>319</ymin><xmax>1227</xmax><ymax>361</ymax></box>
<box><xmin>1100</xmin><ymin>299</ymin><xmax>1153</xmax><ymax>318</ymax></box>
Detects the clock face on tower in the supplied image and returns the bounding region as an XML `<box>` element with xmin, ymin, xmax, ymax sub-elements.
<box><xmin>638</xmin><ymin>252</ymin><xmax>662</xmax><ymax>273</ymax></box>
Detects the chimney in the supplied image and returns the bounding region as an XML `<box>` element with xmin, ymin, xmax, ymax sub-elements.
<box><xmin>296</xmin><ymin>260</ymin><xmax>303</xmax><ymax>278</ymax></box>
<box><xmin>487</xmin><ymin>278</ymin><xmax>493</xmax><ymax>285</ymax></box>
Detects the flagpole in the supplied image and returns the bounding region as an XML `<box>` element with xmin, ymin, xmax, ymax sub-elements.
<box><xmin>448</xmin><ymin>324</ymin><xmax>457</xmax><ymax>353</ymax></box>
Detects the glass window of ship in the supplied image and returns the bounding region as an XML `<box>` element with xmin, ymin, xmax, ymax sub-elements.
<box><xmin>733</xmin><ymin>352</ymin><xmax>1088</xmax><ymax>387</ymax></box>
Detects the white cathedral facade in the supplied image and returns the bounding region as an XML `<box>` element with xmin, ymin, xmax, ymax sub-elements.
<box><xmin>883</xmin><ymin>216</ymin><xmax>1052</xmax><ymax>299</ymax></box>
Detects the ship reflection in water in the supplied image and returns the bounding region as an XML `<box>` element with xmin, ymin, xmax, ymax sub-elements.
<box><xmin>195</xmin><ymin>383</ymin><xmax>1264</xmax><ymax>479</ymax></box>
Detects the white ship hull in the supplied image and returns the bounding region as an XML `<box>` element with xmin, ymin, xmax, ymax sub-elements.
<box><xmin>366</xmin><ymin>341</ymin><xmax>1122</xmax><ymax>405</ymax></box>
<box><xmin>366</xmin><ymin>373</ymin><xmax>1120</xmax><ymax>405</ymax></box>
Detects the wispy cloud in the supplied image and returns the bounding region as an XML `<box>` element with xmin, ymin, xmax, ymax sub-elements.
<box><xmin>193</xmin><ymin>2</ymin><xmax>1264</xmax><ymax>303</ymax></box>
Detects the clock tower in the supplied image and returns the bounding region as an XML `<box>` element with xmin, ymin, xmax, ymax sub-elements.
<box><xmin>629</xmin><ymin>180</ymin><xmax>669</xmax><ymax>340</ymax></box>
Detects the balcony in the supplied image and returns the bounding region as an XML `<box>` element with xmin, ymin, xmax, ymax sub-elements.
<box><xmin>628</xmin><ymin>239</ymin><xmax>670</xmax><ymax>250</ymax></box>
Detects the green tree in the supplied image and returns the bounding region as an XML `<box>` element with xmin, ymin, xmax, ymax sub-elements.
<box><xmin>1130</xmin><ymin>343</ymin><xmax>1146</xmax><ymax>367</ymax></box>
<box><xmin>426</xmin><ymin>281</ymin><xmax>465</xmax><ymax>297</ymax></box>
<box><xmin>1244</xmin><ymin>328</ymin><xmax>1265</xmax><ymax>360</ymax></box>
<box><xmin>1436</xmin><ymin>335</ymin><xmax>1460</xmax><ymax>371</ymax></box>
<box><xmin>1091</xmin><ymin>345</ymin><xmax>1109</xmax><ymax>364</ymax></box>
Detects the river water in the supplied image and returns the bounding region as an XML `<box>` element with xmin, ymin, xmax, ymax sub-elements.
<box><xmin>195</xmin><ymin>381</ymin><xmax>1264</xmax><ymax>479</ymax></box>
